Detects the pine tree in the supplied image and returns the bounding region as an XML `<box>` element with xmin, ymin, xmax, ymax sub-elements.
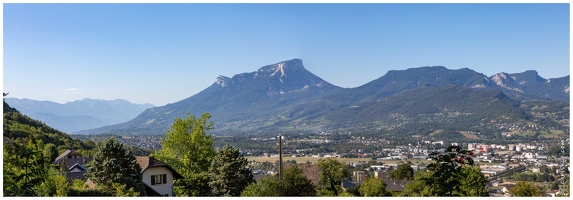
<box><xmin>281</xmin><ymin>165</ymin><xmax>317</xmax><ymax>196</ymax></box>
<box><xmin>84</xmin><ymin>137</ymin><xmax>145</xmax><ymax>196</ymax></box>
<box><xmin>3</xmin><ymin>137</ymin><xmax>50</xmax><ymax>196</ymax></box>
<box><xmin>208</xmin><ymin>144</ymin><xmax>254</xmax><ymax>196</ymax></box>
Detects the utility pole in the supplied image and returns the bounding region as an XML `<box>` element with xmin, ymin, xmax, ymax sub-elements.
<box><xmin>278</xmin><ymin>134</ymin><xmax>283</xmax><ymax>186</ymax></box>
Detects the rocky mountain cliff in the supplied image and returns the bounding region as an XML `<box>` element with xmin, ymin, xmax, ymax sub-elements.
<box><xmin>77</xmin><ymin>59</ymin><xmax>569</xmax><ymax>136</ymax></box>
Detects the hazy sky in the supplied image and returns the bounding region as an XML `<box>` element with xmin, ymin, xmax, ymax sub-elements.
<box><xmin>3</xmin><ymin>3</ymin><xmax>570</xmax><ymax>106</ymax></box>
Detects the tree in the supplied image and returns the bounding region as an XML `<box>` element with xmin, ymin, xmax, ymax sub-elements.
<box><xmin>67</xmin><ymin>180</ymin><xmax>113</xmax><ymax>196</ymax></box>
<box><xmin>35</xmin><ymin>167</ymin><xmax>70</xmax><ymax>197</ymax></box>
<box><xmin>240</xmin><ymin>165</ymin><xmax>316</xmax><ymax>197</ymax></box>
<box><xmin>456</xmin><ymin>166</ymin><xmax>488</xmax><ymax>196</ymax></box>
<box><xmin>241</xmin><ymin>177</ymin><xmax>282</xmax><ymax>197</ymax></box>
<box><xmin>358</xmin><ymin>176</ymin><xmax>391</xmax><ymax>196</ymax></box>
<box><xmin>152</xmin><ymin>112</ymin><xmax>215</xmax><ymax>196</ymax></box>
<box><xmin>3</xmin><ymin>137</ymin><xmax>50</xmax><ymax>196</ymax></box>
<box><xmin>343</xmin><ymin>185</ymin><xmax>362</xmax><ymax>196</ymax></box>
<box><xmin>83</xmin><ymin>140</ymin><xmax>96</xmax><ymax>150</ymax></box>
<box><xmin>422</xmin><ymin>145</ymin><xmax>475</xmax><ymax>196</ymax></box>
<box><xmin>400</xmin><ymin>171</ymin><xmax>434</xmax><ymax>197</ymax></box>
<box><xmin>54</xmin><ymin>169</ymin><xmax>70</xmax><ymax>196</ymax></box>
<box><xmin>550</xmin><ymin>182</ymin><xmax>560</xmax><ymax>190</ymax></box>
<box><xmin>43</xmin><ymin>143</ymin><xmax>58</xmax><ymax>163</ymax></box>
<box><xmin>317</xmin><ymin>158</ymin><xmax>350</xmax><ymax>196</ymax></box>
<box><xmin>509</xmin><ymin>182</ymin><xmax>544</xmax><ymax>196</ymax></box>
<box><xmin>209</xmin><ymin>144</ymin><xmax>254</xmax><ymax>196</ymax></box>
<box><xmin>281</xmin><ymin>165</ymin><xmax>317</xmax><ymax>196</ymax></box>
<box><xmin>389</xmin><ymin>163</ymin><xmax>415</xmax><ymax>180</ymax></box>
<box><xmin>112</xmin><ymin>183</ymin><xmax>140</xmax><ymax>197</ymax></box>
<box><xmin>289</xmin><ymin>160</ymin><xmax>297</xmax><ymax>165</ymax></box>
<box><xmin>84</xmin><ymin>137</ymin><xmax>145</xmax><ymax>196</ymax></box>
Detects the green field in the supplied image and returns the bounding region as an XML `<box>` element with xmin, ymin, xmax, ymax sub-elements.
<box><xmin>512</xmin><ymin>129</ymin><xmax>567</xmax><ymax>138</ymax></box>
<box><xmin>428</xmin><ymin>129</ymin><xmax>443</xmax><ymax>136</ymax></box>
<box><xmin>459</xmin><ymin>131</ymin><xmax>480</xmax><ymax>139</ymax></box>
<box><xmin>542</xmin><ymin>129</ymin><xmax>567</xmax><ymax>138</ymax></box>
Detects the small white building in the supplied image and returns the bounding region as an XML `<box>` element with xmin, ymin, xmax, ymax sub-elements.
<box><xmin>370</xmin><ymin>165</ymin><xmax>386</xmax><ymax>170</ymax></box>
<box><xmin>136</xmin><ymin>156</ymin><xmax>184</xmax><ymax>196</ymax></box>
<box><xmin>468</xmin><ymin>144</ymin><xmax>475</xmax><ymax>151</ymax></box>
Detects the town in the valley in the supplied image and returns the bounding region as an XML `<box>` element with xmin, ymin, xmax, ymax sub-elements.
<box><xmin>69</xmin><ymin>131</ymin><xmax>570</xmax><ymax>197</ymax></box>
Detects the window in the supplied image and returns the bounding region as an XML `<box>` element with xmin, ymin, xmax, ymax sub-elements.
<box><xmin>150</xmin><ymin>174</ymin><xmax>167</xmax><ymax>185</ymax></box>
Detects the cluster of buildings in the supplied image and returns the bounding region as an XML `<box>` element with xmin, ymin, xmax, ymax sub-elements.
<box><xmin>251</xmin><ymin>162</ymin><xmax>413</xmax><ymax>193</ymax></box>
<box><xmin>52</xmin><ymin>149</ymin><xmax>183</xmax><ymax>196</ymax></box>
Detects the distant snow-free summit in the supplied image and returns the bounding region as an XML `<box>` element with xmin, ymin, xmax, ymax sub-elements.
<box><xmin>3</xmin><ymin>98</ymin><xmax>155</xmax><ymax>133</ymax></box>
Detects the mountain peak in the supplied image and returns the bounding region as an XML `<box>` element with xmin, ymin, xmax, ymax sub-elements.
<box><xmin>492</xmin><ymin>72</ymin><xmax>512</xmax><ymax>81</ymax></box>
<box><xmin>214</xmin><ymin>59</ymin><xmax>313</xmax><ymax>88</ymax></box>
<box><xmin>510</xmin><ymin>70</ymin><xmax>546</xmax><ymax>85</ymax></box>
<box><xmin>216</xmin><ymin>75</ymin><xmax>231</xmax><ymax>87</ymax></box>
<box><xmin>257</xmin><ymin>59</ymin><xmax>305</xmax><ymax>76</ymax></box>
<box><xmin>490</xmin><ymin>72</ymin><xmax>523</xmax><ymax>92</ymax></box>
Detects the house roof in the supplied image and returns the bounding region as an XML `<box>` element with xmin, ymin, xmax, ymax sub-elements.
<box><xmin>341</xmin><ymin>179</ymin><xmax>358</xmax><ymax>190</ymax></box>
<box><xmin>253</xmin><ymin>172</ymin><xmax>270</xmax><ymax>181</ymax></box>
<box><xmin>59</xmin><ymin>157</ymin><xmax>92</xmax><ymax>170</ymax></box>
<box><xmin>53</xmin><ymin>149</ymin><xmax>82</xmax><ymax>164</ymax></box>
<box><xmin>143</xmin><ymin>183</ymin><xmax>162</xmax><ymax>196</ymax></box>
<box><xmin>135</xmin><ymin>156</ymin><xmax>184</xmax><ymax>179</ymax></box>
<box><xmin>384</xmin><ymin>179</ymin><xmax>411</xmax><ymax>192</ymax></box>
<box><xmin>69</xmin><ymin>162</ymin><xmax>87</xmax><ymax>172</ymax></box>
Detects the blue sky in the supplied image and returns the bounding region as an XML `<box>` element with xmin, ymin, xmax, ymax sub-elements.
<box><xmin>3</xmin><ymin>3</ymin><xmax>570</xmax><ymax>106</ymax></box>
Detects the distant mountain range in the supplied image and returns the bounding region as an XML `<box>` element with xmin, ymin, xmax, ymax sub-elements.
<box><xmin>3</xmin><ymin>97</ymin><xmax>86</xmax><ymax>150</ymax></box>
<box><xmin>74</xmin><ymin>59</ymin><xmax>569</xmax><ymax>136</ymax></box>
<box><xmin>4</xmin><ymin>98</ymin><xmax>154</xmax><ymax>133</ymax></box>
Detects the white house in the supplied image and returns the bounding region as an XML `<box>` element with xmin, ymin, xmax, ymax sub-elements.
<box><xmin>136</xmin><ymin>156</ymin><xmax>184</xmax><ymax>197</ymax></box>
